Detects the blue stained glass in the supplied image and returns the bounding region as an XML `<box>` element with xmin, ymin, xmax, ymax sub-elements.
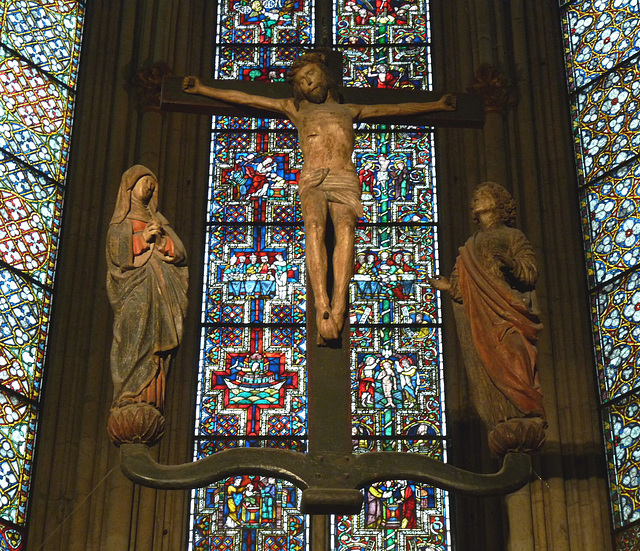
<box><xmin>0</xmin><ymin>47</ymin><xmax>75</xmax><ymax>182</ymax></box>
<box><xmin>572</xmin><ymin>57</ymin><xmax>640</xmax><ymax>186</ymax></box>
<box><xmin>0</xmin><ymin>0</ymin><xmax>85</xmax><ymax>88</ymax></box>
<box><xmin>0</xmin><ymin>1</ymin><xmax>83</xmax><ymax>543</ymax></box>
<box><xmin>341</xmin><ymin>46</ymin><xmax>432</xmax><ymax>91</ymax></box>
<box><xmin>0</xmin><ymin>268</ymin><xmax>51</xmax><ymax>401</ymax></box>
<box><xmin>603</xmin><ymin>393</ymin><xmax>640</xmax><ymax>528</ymax></box>
<box><xmin>580</xmin><ymin>160</ymin><xmax>640</xmax><ymax>287</ymax></box>
<box><xmin>0</xmin><ymin>153</ymin><xmax>63</xmax><ymax>287</ymax></box>
<box><xmin>562</xmin><ymin>0</ymin><xmax>640</xmax><ymax>92</ymax></box>
<box><xmin>0</xmin><ymin>391</ymin><xmax>38</xmax><ymax>526</ymax></box>
<box><xmin>193</xmin><ymin>0</ymin><xmax>447</xmax><ymax>548</ymax></box>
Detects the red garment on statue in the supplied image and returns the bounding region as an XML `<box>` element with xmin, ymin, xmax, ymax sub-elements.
<box><xmin>456</xmin><ymin>236</ymin><xmax>545</xmax><ymax>418</ymax></box>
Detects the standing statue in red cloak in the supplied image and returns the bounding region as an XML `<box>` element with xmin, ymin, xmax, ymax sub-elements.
<box><xmin>430</xmin><ymin>182</ymin><xmax>546</xmax><ymax>456</ymax></box>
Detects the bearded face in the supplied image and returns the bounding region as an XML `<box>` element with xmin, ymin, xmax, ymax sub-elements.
<box><xmin>294</xmin><ymin>63</ymin><xmax>331</xmax><ymax>104</ymax></box>
<box><xmin>304</xmin><ymin>82</ymin><xmax>329</xmax><ymax>103</ymax></box>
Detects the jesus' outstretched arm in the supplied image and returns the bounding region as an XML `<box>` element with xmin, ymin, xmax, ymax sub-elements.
<box><xmin>182</xmin><ymin>76</ymin><xmax>290</xmax><ymax>116</ymax></box>
<box><xmin>354</xmin><ymin>93</ymin><xmax>457</xmax><ymax>121</ymax></box>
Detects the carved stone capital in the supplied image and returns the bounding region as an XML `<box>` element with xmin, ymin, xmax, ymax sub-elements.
<box><xmin>133</xmin><ymin>61</ymin><xmax>173</xmax><ymax>113</ymax></box>
<box><xmin>468</xmin><ymin>64</ymin><xmax>518</xmax><ymax>116</ymax></box>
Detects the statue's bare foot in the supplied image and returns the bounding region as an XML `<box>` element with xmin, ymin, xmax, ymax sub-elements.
<box><xmin>316</xmin><ymin>310</ymin><xmax>339</xmax><ymax>345</ymax></box>
<box><xmin>331</xmin><ymin>307</ymin><xmax>346</xmax><ymax>334</ymax></box>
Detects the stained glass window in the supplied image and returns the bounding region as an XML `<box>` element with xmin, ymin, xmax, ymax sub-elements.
<box><xmin>190</xmin><ymin>2</ymin><xmax>449</xmax><ymax>550</ymax></box>
<box><xmin>0</xmin><ymin>1</ymin><xmax>84</xmax><ymax>550</ymax></box>
<box><xmin>561</xmin><ymin>1</ymin><xmax>640</xmax><ymax>547</ymax></box>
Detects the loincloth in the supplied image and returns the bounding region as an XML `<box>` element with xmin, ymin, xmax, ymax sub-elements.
<box><xmin>298</xmin><ymin>170</ymin><xmax>363</xmax><ymax>218</ymax></box>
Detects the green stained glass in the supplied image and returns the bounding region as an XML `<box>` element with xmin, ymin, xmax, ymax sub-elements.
<box><xmin>0</xmin><ymin>268</ymin><xmax>51</xmax><ymax>400</ymax></box>
<box><xmin>190</xmin><ymin>470</ymin><xmax>307</xmax><ymax>551</ymax></box>
<box><xmin>0</xmin><ymin>154</ymin><xmax>63</xmax><ymax>287</ymax></box>
<box><xmin>351</xmin><ymin>327</ymin><xmax>444</xmax><ymax>440</ymax></box>
<box><xmin>335</xmin><ymin>0</ymin><xmax>429</xmax><ymax>45</ymax></box>
<box><xmin>562</xmin><ymin>0</ymin><xmax>640</xmax><ymax>92</ymax></box>
<box><xmin>0</xmin><ymin>47</ymin><xmax>75</xmax><ymax>182</ymax></box>
<box><xmin>0</xmin><ymin>391</ymin><xmax>38</xmax><ymax>526</ymax></box>
<box><xmin>341</xmin><ymin>45</ymin><xmax>432</xmax><ymax>90</ymax></box>
<box><xmin>573</xmin><ymin>57</ymin><xmax>640</xmax><ymax>186</ymax></box>
<box><xmin>0</xmin><ymin>0</ymin><xmax>85</xmax><ymax>88</ymax></box>
<box><xmin>217</xmin><ymin>0</ymin><xmax>314</xmax><ymax>45</ymax></box>
<box><xmin>333</xmin><ymin>478</ymin><xmax>449</xmax><ymax>551</ymax></box>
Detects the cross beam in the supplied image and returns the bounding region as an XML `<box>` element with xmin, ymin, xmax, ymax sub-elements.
<box><xmin>160</xmin><ymin>75</ymin><xmax>485</xmax><ymax>128</ymax></box>
<box><xmin>121</xmin><ymin>443</ymin><xmax>531</xmax><ymax>515</ymax></box>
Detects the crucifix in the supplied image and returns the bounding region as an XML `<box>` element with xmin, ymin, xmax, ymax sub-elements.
<box><xmin>117</xmin><ymin>49</ymin><xmax>532</xmax><ymax>519</ymax></box>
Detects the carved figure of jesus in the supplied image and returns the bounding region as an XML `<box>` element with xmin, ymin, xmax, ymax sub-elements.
<box><xmin>183</xmin><ymin>52</ymin><xmax>456</xmax><ymax>343</ymax></box>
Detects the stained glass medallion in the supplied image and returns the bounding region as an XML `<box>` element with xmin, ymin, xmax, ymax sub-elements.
<box><xmin>215</xmin><ymin>0</ymin><xmax>314</xmax><ymax>82</ymax></box>
<box><xmin>342</xmin><ymin>45</ymin><xmax>432</xmax><ymax>91</ymax></box>
<box><xmin>190</xmin><ymin>472</ymin><xmax>307</xmax><ymax>551</ymax></box>
<box><xmin>332</xmin><ymin>479</ymin><xmax>448</xmax><ymax>551</ymax></box>
<box><xmin>335</xmin><ymin>0</ymin><xmax>430</xmax><ymax>45</ymax></box>
<box><xmin>217</xmin><ymin>0</ymin><xmax>314</xmax><ymax>46</ymax></box>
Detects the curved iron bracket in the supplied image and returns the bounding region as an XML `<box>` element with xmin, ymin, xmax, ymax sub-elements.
<box><xmin>120</xmin><ymin>444</ymin><xmax>531</xmax><ymax>515</ymax></box>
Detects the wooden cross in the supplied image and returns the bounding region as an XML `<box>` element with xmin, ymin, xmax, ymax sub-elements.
<box><xmin>118</xmin><ymin>58</ymin><xmax>530</xmax><ymax>515</ymax></box>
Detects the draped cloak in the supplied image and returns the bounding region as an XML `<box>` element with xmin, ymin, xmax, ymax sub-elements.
<box><xmin>106</xmin><ymin>165</ymin><xmax>188</xmax><ymax>409</ymax></box>
<box><xmin>453</xmin><ymin>227</ymin><xmax>545</xmax><ymax>423</ymax></box>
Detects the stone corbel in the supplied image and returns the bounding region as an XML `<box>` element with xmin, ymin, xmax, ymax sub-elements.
<box><xmin>468</xmin><ymin>63</ymin><xmax>518</xmax><ymax>117</ymax></box>
<box><xmin>134</xmin><ymin>61</ymin><xmax>173</xmax><ymax>113</ymax></box>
